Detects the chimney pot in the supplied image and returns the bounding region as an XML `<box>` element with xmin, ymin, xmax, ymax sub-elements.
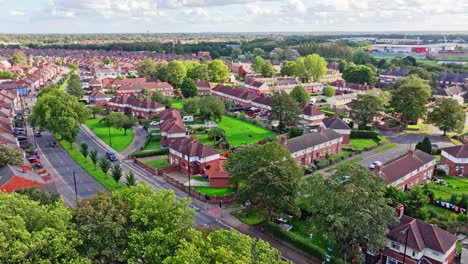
<box><xmin>280</xmin><ymin>135</ymin><xmax>288</xmax><ymax>146</ymax></box>
<box><xmin>396</xmin><ymin>204</ymin><xmax>405</xmax><ymax>219</ymax></box>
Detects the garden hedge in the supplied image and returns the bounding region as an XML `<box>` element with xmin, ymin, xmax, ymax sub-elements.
<box><xmin>132</xmin><ymin>148</ymin><xmax>169</xmax><ymax>158</ymax></box>
<box><xmin>350</xmin><ymin>130</ymin><xmax>380</xmax><ymax>140</ymax></box>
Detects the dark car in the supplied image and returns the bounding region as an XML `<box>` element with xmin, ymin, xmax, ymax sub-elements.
<box><xmin>106</xmin><ymin>151</ymin><xmax>118</xmax><ymax>162</ymax></box>
<box><xmin>35</xmin><ymin>132</ymin><xmax>42</xmax><ymax>137</ymax></box>
<box><xmin>16</xmin><ymin>136</ymin><xmax>28</xmax><ymax>141</ymax></box>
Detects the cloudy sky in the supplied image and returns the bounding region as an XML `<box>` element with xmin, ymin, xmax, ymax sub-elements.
<box><xmin>1</xmin><ymin>0</ymin><xmax>468</xmax><ymax>33</ymax></box>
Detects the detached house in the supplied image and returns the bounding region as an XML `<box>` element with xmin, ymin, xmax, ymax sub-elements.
<box><xmin>376</xmin><ymin>207</ymin><xmax>458</xmax><ymax>264</ymax></box>
<box><xmin>440</xmin><ymin>145</ymin><xmax>468</xmax><ymax>177</ymax></box>
<box><xmin>300</xmin><ymin>104</ymin><xmax>325</xmax><ymax>125</ymax></box>
<box><xmin>375</xmin><ymin>150</ymin><xmax>435</xmax><ymax>191</ymax></box>
<box><xmin>283</xmin><ymin>129</ymin><xmax>343</xmax><ymax>166</ymax></box>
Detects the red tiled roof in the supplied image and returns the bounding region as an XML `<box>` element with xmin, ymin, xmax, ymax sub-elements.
<box><xmin>379</xmin><ymin>150</ymin><xmax>435</xmax><ymax>184</ymax></box>
<box><xmin>441</xmin><ymin>145</ymin><xmax>468</xmax><ymax>159</ymax></box>
<box><xmin>302</xmin><ymin>104</ymin><xmax>324</xmax><ymax>117</ymax></box>
<box><xmin>169</xmin><ymin>138</ymin><xmax>219</xmax><ymax>158</ymax></box>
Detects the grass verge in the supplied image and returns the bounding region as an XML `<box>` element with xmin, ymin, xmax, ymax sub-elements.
<box><xmin>349</xmin><ymin>138</ymin><xmax>378</xmax><ymax>151</ymax></box>
<box><xmin>192</xmin><ymin>186</ymin><xmax>234</xmax><ymax>197</ymax></box>
<box><xmin>231</xmin><ymin>210</ymin><xmax>265</xmax><ymax>225</ymax></box>
<box><xmin>86</xmin><ymin>118</ymin><xmax>134</xmax><ymax>152</ymax></box>
<box><xmin>142</xmin><ymin>155</ymin><xmax>171</xmax><ymax>169</ymax></box>
<box><xmin>373</xmin><ymin>143</ymin><xmax>398</xmax><ymax>154</ymax></box>
<box><xmin>216</xmin><ymin>115</ymin><xmax>277</xmax><ymax>147</ymax></box>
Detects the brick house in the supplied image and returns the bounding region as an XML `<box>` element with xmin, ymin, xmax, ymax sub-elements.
<box><xmin>158</xmin><ymin>109</ymin><xmax>188</xmax><ymax>146</ymax></box>
<box><xmin>89</xmin><ymin>90</ymin><xmax>107</xmax><ymax>104</ymax></box>
<box><xmin>168</xmin><ymin>139</ymin><xmax>229</xmax><ymax>187</ymax></box>
<box><xmin>195</xmin><ymin>80</ymin><xmax>214</xmax><ymax>95</ymax></box>
<box><xmin>375</xmin><ymin>150</ymin><xmax>435</xmax><ymax>191</ymax></box>
<box><xmin>116</xmin><ymin>81</ymin><xmax>173</xmax><ymax>96</ymax></box>
<box><xmin>321</xmin><ymin>116</ymin><xmax>351</xmax><ymax>144</ymax></box>
<box><xmin>434</xmin><ymin>85</ymin><xmax>467</xmax><ymax>105</ymax></box>
<box><xmin>244</xmin><ymin>80</ymin><xmax>270</xmax><ymax>96</ymax></box>
<box><xmin>88</xmin><ymin>78</ymin><xmax>102</xmax><ymax>90</ymax></box>
<box><xmin>376</xmin><ymin>207</ymin><xmax>458</xmax><ymax>264</ymax></box>
<box><xmin>108</xmin><ymin>95</ymin><xmax>165</xmax><ymax>119</ymax></box>
<box><xmin>211</xmin><ymin>85</ymin><xmax>258</xmax><ymax>107</ymax></box>
<box><xmin>440</xmin><ymin>145</ymin><xmax>468</xmax><ymax>176</ymax></box>
<box><xmin>300</xmin><ymin>104</ymin><xmax>325</xmax><ymax>125</ymax></box>
<box><xmin>251</xmin><ymin>96</ymin><xmax>272</xmax><ymax>111</ymax></box>
<box><xmin>0</xmin><ymin>165</ymin><xmax>45</xmax><ymax>192</ymax></box>
<box><xmin>283</xmin><ymin>129</ymin><xmax>343</xmax><ymax>166</ymax></box>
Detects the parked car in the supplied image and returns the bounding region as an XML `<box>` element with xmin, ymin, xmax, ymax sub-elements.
<box><xmin>369</xmin><ymin>161</ymin><xmax>383</xmax><ymax>169</ymax></box>
<box><xmin>16</xmin><ymin>136</ymin><xmax>28</xmax><ymax>141</ymax></box>
<box><xmin>106</xmin><ymin>151</ymin><xmax>118</xmax><ymax>162</ymax></box>
<box><xmin>35</xmin><ymin>132</ymin><xmax>42</xmax><ymax>137</ymax></box>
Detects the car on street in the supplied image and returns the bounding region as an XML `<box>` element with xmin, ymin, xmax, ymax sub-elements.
<box><xmin>369</xmin><ymin>161</ymin><xmax>383</xmax><ymax>169</ymax></box>
<box><xmin>106</xmin><ymin>151</ymin><xmax>118</xmax><ymax>162</ymax></box>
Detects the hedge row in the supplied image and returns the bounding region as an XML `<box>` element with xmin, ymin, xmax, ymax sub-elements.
<box><xmin>350</xmin><ymin>130</ymin><xmax>380</xmax><ymax>140</ymax></box>
<box><xmin>132</xmin><ymin>148</ymin><xmax>169</xmax><ymax>158</ymax></box>
<box><xmin>265</xmin><ymin>222</ymin><xmax>327</xmax><ymax>262</ymax></box>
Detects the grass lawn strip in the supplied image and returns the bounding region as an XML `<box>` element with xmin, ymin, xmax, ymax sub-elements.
<box><xmin>143</xmin><ymin>136</ymin><xmax>162</xmax><ymax>151</ymax></box>
<box><xmin>86</xmin><ymin>118</ymin><xmax>134</xmax><ymax>152</ymax></box>
<box><xmin>142</xmin><ymin>155</ymin><xmax>171</xmax><ymax>169</ymax></box>
<box><xmin>171</xmin><ymin>99</ymin><xmax>183</xmax><ymax>109</ymax></box>
<box><xmin>192</xmin><ymin>186</ymin><xmax>234</xmax><ymax>197</ymax></box>
<box><xmin>373</xmin><ymin>143</ymin><xmax>398</xmax><ymax>154</ymax></box>
<box><xmin>216</xmin><ymin>115</ymin><xmax>277</xmax><ymax>147</ymax></box>
<box><xmin>59</xmin><ymin>141</ymin><xmax>125</xmax><ymax>191</ymax></box>
<box><xmin>349</xmin><ymin>138</ymin><xmax>378</xmax><ymax>151</ymax></box>
<box><xmin>425</xmin><ymin>176</ymin><xmax>468</xmax><ymax>201</ymax></box>
<box><xmin>231</xmin><ymin>210</ymin><xmax>265</xmax><ymax>225</ymax></box>
<box><xmin>192</xmin><ymin>176</ymin><xmax>209</xmax><ymax>182</ymax></box>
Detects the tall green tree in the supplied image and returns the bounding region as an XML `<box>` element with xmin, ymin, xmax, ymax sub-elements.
<box><xmin>67</xmin><ymin>74</ymin><xmax>85</xmax><ymax>98</ymax></box>
<box><xmin>89</xmin><ymin>104</ymin><xmax>104</xmax><ymax>119</ymax></box>
<box><xmin>0</xmin><ymin>192</ymin><xmax>87</xmax><ymax>263</ymax></box>
<box><xmin>208</xmin><ymin>60</ymin><xmax>229</xmax><ymax>83</ymax></box>
<box><xmin>342</xmin><ymin>65</ymin><xmax>376</xmax><ymax>85</ymax></box>
<box><xmin>80</xmin><ymin>142</ymin><xmax>89</xmax><ymax>160</ymax></box>
<box><xmin>182</xmin><ymin>97</ymin><xmax>200</xmax><ymax>115</ymax></box>
<box><xmin>304</xmin><ymin>54</ymin><xmax>327</xmax><ymax>82</ymax></box>
<box><xmin>199</xmin><ymin>96</ymin><xmax>225</xmax><ymax>121</ymax></box>
<box><xmin>269</xmin><ymin>91</ymin><xmax>301</xmax><ymax>132</ymax></box>
<box><xmin>289</xmin><ymin>85</ymin><xmax>310</xmax><ymax>105</ymax></box>
<box><xmin>151</xmin><ymin>90</ymin><xmax>172</xmax><ymax>106</ymax></box>
<box><xmin>15</xmin><ymin>187</ymin><xmax>61</xmax><ymax>205</ymax></box>
<box><xmin>390</xmin><ymin>75</ymin><xmax>431</xmax><ymax>123</ymax></box>
<box><xmin>252</xmin><ymin>48</ymin><xmax>266</xmax><ymax>57</ymax></box>
<box><xmin>8</xmin><ymin>50</ymin><xmax>27</xmax><ymax>65</ymax></box>
<box><xmin>154</xmin><ymin>62</ymin><xmax>169</xmax><ymax>82</ymax></box>
<box><xmin>180</xmin><ymin>77</ymin><xmax>199</xmax><ymax>98</ymax></box>
<box><xmin>99</xmin><ymin>156</ymin><xmax>111</xmax><ymax>177</ymax></box>
<box><xmin>280</xmin><ymin>61</ymin><xmax>296</xmax><ymax>76</ymax></box>
<box><xmin>111</xmin><ymin>163</ymin><xmax>123</xmax><ymax>183</ymax></box>
<box><xmin>0</xmin><ymin>144</ymin><xmax>23</xmax><ymax>166</ymax></box>
<box><xmin>166</xmin><ymin>61</ymin><xmax>187</xmax><ymax>87</ymax></box>
<box><xmin>188</xmin><ymin>63</ymin><xmax>209</xmax><ymax>81</ymax></box>
<box><xmin>323</xmin><ymin>86</ymin><xmax>335</xmax><ymax>97</ymax></box>
<box><xmin>416</xmin><ymin>136</ymin><xmax>432</xmax><ymax>154</ymax></box>
<box><xmin>109</xmin><ymin>112</ymin><xmax>137</xmax><ymax>136</ymax></box>
<box><xmin>252</xmin><ymin>56</ymin><xmax>266</xmax><ymax>73</ymax></box>
<box><xmin>302</xmin><ymin>165</ymin><xmax>397</xmax><ymax>260</ymax></box>
<box><xmin>137</xmin><ymin>59</ymin><xmax>156</xmax><ymax>77</ymax></box>
<box><xmin>427</xmin><ymin>98</ymin><xmax>465</xmax><ymax>135</ymax></box>
<box><xmin>349</xmin><ymin>94</ymin><xmax>385</xmax><ymax>126</ymax></box>
<box><xmin>125</xmin><ymin>171</ymin><xmax>137</xmax><ymax>187</ymax></box>
<box><xmin>404</xmin><ymin>187</ymin><xmax>430</xmax><ymax>220</ymax></box>
<box><xmin>261</xmin><ymin>62</ymin><xmax>276</xmax><ymax>77</ymax></box>
<box><xmin>89</xmin><ymin>149</ymin><xmax>98</xmax><ymax>170</ymax></box>
<box><xmin>29</xmin><ymin>89</ymin><xmax>90</xmax><ymax>146</ymax></box>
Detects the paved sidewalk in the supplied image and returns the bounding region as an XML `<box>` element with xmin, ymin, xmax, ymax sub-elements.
<box><xmin>121</xmin><ymin>125</ymin><xmax>147</xmax><ymax>157</ymax></box>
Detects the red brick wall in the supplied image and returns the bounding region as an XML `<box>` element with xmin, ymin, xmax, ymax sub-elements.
<box><xmin>440</xmin><ymin>156</ymin><xmax>468</xmax><ymax>177</ymax></box>
<box><xmin>210</xmin><ymin>178</ymin><xmax>230</xmax><ymax>188</ymax></box>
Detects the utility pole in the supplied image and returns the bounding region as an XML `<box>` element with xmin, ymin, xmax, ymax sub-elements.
<box><xmin>73</xmin><ymin>170</ymin><xmax>78</xmax><ymax>206</ymax></box>
<box><xmin>402</xmin><ymin>227</ymin><xmax>409</xmax><ymax>264</ymax></box>
<box><xmin>186</xmin><ymin>143</ymin><xmax>191</xmax><ymax>196</ymax></box>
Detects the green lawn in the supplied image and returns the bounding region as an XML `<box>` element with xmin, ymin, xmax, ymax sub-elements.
<box><xmin>434</xmin><ymin>155</ymin><xmax>441</xmax><ymax>162</ymax></box>
<box><xmin>142</xmin><ymin>155</ymin><xmax>171</xmax><ymax>169</ymax></box>
<box><xmin>426</xmin><ymin>176</ymin><xmax>468</xmax><ymax>200</ymax></box>
<box><xmin>290</xmin><ymin>220</ymin><xmax>338</xmax><ymax>258</ymax></box>
<box><xmin>424</xmin><ymin>204</ymin><xmax>457</xmax><ymax>220</ymax></box>
<box><xmin>373</xmin><ymin>143</ymin><xmax>398</xmax><ymax>154</ymax></box>
<box><xmin>86</xmin><ymin>118</ymin><xmax>134</xmax><ymax>152</ymax></box>
<box><xmin>231</xmin><ymin>210</ymin><xmax>265</xmax><ymax>225</ymax></box>
<box><xmin>304</xmin><ymin>173</ymin><xmax>323</xmax><ymax>183</ymax></box>
<box><xmin>349</xmin><ymin>138</ymin><xmax>378</xmax><ymax>151</ymax></box>
<box><xmin>171</xmin><ymin>99</ymin><xmax>183</xmax><ymax>109</ymax></box>
<box><xmin>329</xmin><ymin>149</ymin><xmax>354</xmax><ymax>162</ymax></box>
<box><xmin>192</xmin><ymin>176</ymin><xmax>209</xmax><ymax>182</ymax></box>
<box><xmin>407</xmin><ymin>123</ymin><xmax>428</xmax><ymax>130</ymax></box>
<box><xmin>325</xmin><ymin>157</ymin><xmax>363</xmax><ymax>173</ymax></box>
<box><xmin>143</xmin><ymin>136</ymin><xmax>162</xmax><ymax>151</ymax></box>
<box><xmin>216</xmin><ymin>115</ymin><xmax>277</xmax><ymax>147</ymax></box>
<box><xmin>192</xmin><ymin>186</ymin><xmax>235</xmax><ymax>197</ymax></box>
<box><xmin>59</xmin><ymin>141</ymin><xmax>126</xmax><ymax>191</ymax></box>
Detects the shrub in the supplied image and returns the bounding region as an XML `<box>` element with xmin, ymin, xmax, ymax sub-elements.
<box><xmin>132</xmin><ymin>148</ymin><xmax>169</xmax><ymax>158</ymax></box>
<box><xmin>350</xmin><ymin>130</ymin><xmax>379</xmax><ymax>140</ymax></box>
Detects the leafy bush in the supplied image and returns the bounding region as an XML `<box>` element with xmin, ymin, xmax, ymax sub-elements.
<box><xmin>132</xmin><ymin>148</ymin><xmax>169</xmax><ymax>158</ymax></box>
<box><xmin>350</xmin><ymin>130</ymin><xmax>380</xmax><ymax>140</ymax></box>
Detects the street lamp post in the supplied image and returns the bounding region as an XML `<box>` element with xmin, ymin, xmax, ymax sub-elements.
<box><xmin>186</xmin><ymin>143</ymin><xmax>191</xmax><ymax>196</ymax></box>
<box><xmin>401</xmin><ymin>227</ymin><xmax>410</xmax><ymax>264</ymax></box>
<box><xmin>73</xmin><ymin>170</ymin><xmax>78</xmax><ymax>207</ymax></box>
<box><xmin>107</xmin><ymin>110</ymin><xmax>112</xmax><ymax>148</ymax></box>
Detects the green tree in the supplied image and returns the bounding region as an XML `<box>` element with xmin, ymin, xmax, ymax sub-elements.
<box><xmin>261</xmin><ymin>62</ymin><xmax>276</xmax><ymax>77</ymax></box>
<box><xmin>230</xmin><ymin>48</ymin><xmax>242</xmax><ymax>60</ymax></box>
<box><xmin>304</xmin><ymin>54</ymin><xmax>327</xmax><ymax>82</ymax></box>
<box><xmin>141</xmin><ymin>88</ymin><xmax>149</xmax><ymax>96</ymax></box>
<box><xmin>154</xmin><ymin>62</ymin><xmax>169</xmax><ymax>82</ymax></box>
<box><xmin>89</xmin><ymin>104</ymin><xmax>104</xmax><ymax>119</ymax></box>
<box><xmin>151</xmin><ymin>90</ymin><xmax>172</xmax><ymax>106</ymax></box>
<box><xmin>68</xmin><ymin>63</ymin><xmax>78</xmax><ymax>71</ymax></box>
<box><xmin>289</xmin><ymin>85</ymin><xmax>310</xmax><ymax>105</ymax></box>
<box><xmin>111</xmin><ymin>163</ymin><xmax>123</xmax><ymax>183</ymax></box>
<box><xmin>351</xmin><ymin>49</ymin><xmax>373</xmax><ymax>65</ymax></box>
<box><xmin>349</xmin><ymin>94</ymin><xmax>385</xmax><ymax>126</ymax></box>
<box><xmin>208</xmin><ymin>60</ymin><xmax>229</xmax><ymax>83</ymax></box>
<box><xmin>188</xmin><ymin>63</ymin><xmax>209</xmax><ymax>81</ymax></box>
<box><xmin>390</xmin><ymin>75</ymin><xmax>431</xmax><ymax>123</ymax></box>
<box><xmin>99</xmin><ymin>156</ymin><xmax>111</xmax><ymax>177</ymax></box>
<box><xmin>199</xmin><ymin>96</ymin><xmax>225</xmax><ymax>121</ymax></box>
<box><xmin>8</xmin><ymin>50</ymin><xmax>27</xmax><ymax>65</ymax></box>
<box><xmin>416</xmin><ymin>136</ymin><xmax>432</xmax><ymax>154</ymax></box>
<box><xmin>253</xmin><ymin>48</ymin><xmax>266</xmax><ymax>57</ymax></box>
<box><xmin>29</xmin><ymin>89</ymin><xmax>90</xmax><ymax>147</ymax></box>
<box><xmin>427</xmin><ymin>98</ymin><xmax>465</xmax><ymax>135</ymax></box>
<box><xmin>0</xmin><ymin>192</ymin><xmax>87</xmax><ymax>263</ymax></box>
<box><xmin>15</xmin><ymin>187</ymin><xmax>61</xmax><ymax>205</ymax></box>
<box><xmin>182</xmin><ymin>97</ymin><xmax>200</xmax><ymax>115</ymax></box>
<box><xmin>67</xmin><ymin>74</ymin><xmax>85</xmax><ymax>98</ymax></box>
<box><xmin>302</xmin><ymin>164</ymin><xmax>397</xmax><ymax>260</ymax></box>
<box><xmin>280</xmin><ymin>61</ymin><xmax>296</xmax><ymax>76</ymax></box>
<box><xmin>180</xmin><ymin>77</ymin><xmax>199</xmax><ymax>98</ymax></box>
<box><xmin>342</xmin><ymin>65</ymin><xmax>376</xmax><ymax>85</ymax></box>
<box><xmin>137</xmin><ymin>59</ymin><xmax>156</xmax><ymax>77</ymax></box>
<box><xmin>103</xmin><ymin>57</ymin><xmax>112</xmax><ymax>65</ymax></box>
<box><xmin>167</xmin><ymin>61</ymin><xmax>187</xmax><ymax>86</ymax></box>
<box><xmin>294</xmin><ymin>57</ymin><xmax>308</xmax><ymax>82</ymax></box>
<box><xmin>163</xmin><ymin>229</ymin><xmax>286</xmax><ymax>264</ymax></box>
<box><xmin>80</xmin><ymin>141</ymin><xmax>89</xmax><ymax>160</ymax></box>
<box><xmin>269</xmin><ymin>91</ymin><xmax>301</xmax><ymax>132</ymax></box>
<box><xmin>109</xmin><ymin>112</ymin><xmax>137</xmax><ymax>136</ymax></box>
<box><xmin>0</xmin><ymin>144</ymin><xmax>23</xmax><ymax>166</ymax></box>
<box><xmin>125</xmin><ymin>171</ymin><xmax>137</xmax><ymax>187</ymax></box>
<box><xmin>323</xmin><ymin>86</ymin><xmax>335</xmax><ymax>97</ymax></box>
<box><xmin>409</xmin><ymin>67</ymin><xmax>438</xmax><ymax>90</ymax></box>
<box><xmin>404</xmin><ymin>187</ymin><xmax>430</xmax><ymax>220</ymax></box>
<box><xmin>89</xmin><ymin>149</ymin><xmax>98</xmax><ymax>170</ymax></box>
<box><xmin>252</xmin><ymin>56</ymin><xmax>266</xmax><ymax>73</ymax></box>
<box><xmin>207</xmin><ymin>127</ymin><xmax>226</xmax><ymax>142</ymax></box>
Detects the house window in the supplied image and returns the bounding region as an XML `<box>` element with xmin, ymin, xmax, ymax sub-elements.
<box><xmin>391</xmin><ymin>241</ymin><xmax>400</xmax><ymax>250</ymax></box>
<box><xmin>412</xmin><ymin>250</ymin><xmax>417</xmax><ymax>257</ymax></box>
<box><xmin>386</xmin><ymin>257</ymin><xmax>398</xmax><ymax>264</ymax></box>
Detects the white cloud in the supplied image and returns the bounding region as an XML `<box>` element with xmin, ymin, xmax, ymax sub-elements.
<box><xmin>9</xmin><ymin>10</ymin><xmax>25</xmax><ymax>16</ymax></box>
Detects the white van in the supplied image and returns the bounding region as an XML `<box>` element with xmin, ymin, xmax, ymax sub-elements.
<box><xmin>182</xmin><ymin>116</ymin><xmax>194</xmax><ymax>122</ymax></box>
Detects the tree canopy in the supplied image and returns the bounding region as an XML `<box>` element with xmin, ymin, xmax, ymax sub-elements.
<box><xmin>67</xmin><ymin>73</ymin><xmax>85</xmax><ymax>98</ymax></box>
<box><xmin>8</xmin><ymin>50</ymin><xmax>27</xmax><ymax>65</ymax></box>
<box><xmin>349</xmin><ymin>94</ymin><xmax>385</xmax><ymax>126</ymax></box>
<box><xmin>0</xmin><ymin>144</ymin><xmax>23</xmax><ymax>166</ymax></box>
<box><xmin>167</xmin><ymin>61</ymin><xmax>187</xmax><ymax>87</ymax></box>
<box><xmin>208</xmin><ymin>59</ymin><xmax>229</xmax><ymax>83</ymax></box>
<box><xmin>390</xmin><ymin>75</ymin><xmax>431</xmax><ymax>123</ymax></box>
<box><xmin>261</xmin><ymin>62</ymin><xmax>276</xmax><ymax>77</ymax></box>
<box><xmin>199</xmin><ymin>96</ymin><xmax>225</xmax><ymax>121</ymax></box>
<box><xmin>289</xmin><ymin>85</ymin><xmax>310</xmax><ymax>105</ymax></box>
<box><xmin>280</xmin><ymin>61</ymin><xmax>296</xmax><ymax>76</ymax></box>
<box><xmin>180</xmin><ymin>77</ymin><xmax>199</xmax><ymax>98</ymax></box>
<box><xmin>269</xmin><ymin>91</ymin><xmax>301</xmax><ymax>132</ymax></box>
<box><xmin>294</xmin><ymin>54</ymin><xmax>327</xmax><ymax>82</ymax></box>
<box><xmin>342</xmin><ymin>65</ymin><xmax>376</xmax><ymax>85</ymax></box>
<box><xmin>108</xmin><ymin>112</ymin><xmax>137</xmax><ymax>136</ymax></box>
<box><xmin>151</xmin><ymin>90</ymin><xmax>172</xmax><ymax>106</ymax></box>
<box><xmin>427</xmin><ymin>98</ymin><xmax>465</xmax><ymax>135</ymax></box>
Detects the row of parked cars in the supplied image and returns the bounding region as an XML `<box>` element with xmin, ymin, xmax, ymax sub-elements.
<box><xmin>13</xmin><ymin>112</ymin><xmax>42</xmax><ymax>168</ymax></box>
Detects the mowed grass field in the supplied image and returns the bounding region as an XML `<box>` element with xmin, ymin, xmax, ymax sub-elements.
<box><xmin>426</xmin><ymin>176</ymin><xmax>468</xmax><ymax>200</ymax></box>
<box><xmin>171</xmin><ymin>99</ymin><xmax>183</xmax><ymax>109</ymax></box>
<box><xmin>217</xmin><ymin>115</ymin><xmax>277</xmax><ymax>147</ymax></box>
<box><xmin>86</xmin><ymin>118</ymin><xmax>134</xmax><ymax>152</ymax></box>
<box><xmin>349</xmin><ymin>138</ymin><xmax>378</xmax><ymax>151</ymax></box>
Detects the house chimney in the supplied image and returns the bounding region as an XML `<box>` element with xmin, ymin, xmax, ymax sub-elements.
<box><xmin>396</xmin><ymin>204</ymin><xmax>405</xmax><ymax>219</ymax></box>
<box><xmin>280</xmin><ymin>135</ymin><xmax>288</xmax><ymax>146</ymax></box>
<box><xmin>21</xmin><ymin>164</ymin><xmax>32</xmax><ymax>173</ymax></box>
<box><xmin>408</xmin><ymin>149</ymin><xmax>415</xmax><ymax>157</ymax></box>
<box><xmin>316</xmin><ymin>126</ymin><xmax>323</xmax><ymax>133</ymax></box>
